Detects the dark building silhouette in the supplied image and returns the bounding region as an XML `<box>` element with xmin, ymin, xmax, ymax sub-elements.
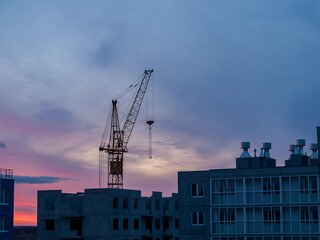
<box><xmin>0</xmin><ymin>168</ymin><xmax>14</xmax><ymax>240</ymax></box>
<box><xmin>37</xmin><ymin>188</ymin><xmax>178</xmax><ymax>240</ymax></box>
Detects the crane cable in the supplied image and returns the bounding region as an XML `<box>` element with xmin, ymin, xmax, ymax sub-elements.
<box><xmin>146</xmin><ymin>73</ymin><xmax>155</xmax><ymax>159</ymax></box>
<box><xmin>114</xmin><ymin>73</ymin><xmax>144</xmax><ymax>101</ymax></box>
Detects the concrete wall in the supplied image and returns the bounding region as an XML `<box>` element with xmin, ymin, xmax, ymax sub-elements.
<box><xmin>178</xmin><ymin>171</ymin><xmax>211</xmax><ymax>240</ymax></box>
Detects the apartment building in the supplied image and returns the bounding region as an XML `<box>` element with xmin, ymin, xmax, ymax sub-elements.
<box><xmin>0</xmin><ymin>168</ymin><xmax>14</xmax><ymax>240</ymax></box>
<box><xmin>178</xmin><ymin>127</ymin><xmax>320</xmax><ymax>240</ymax></box>
<box><xmin>37</xmin><ymin>188</ymin><xmax>179</xmax><ymax>240</ymax></box>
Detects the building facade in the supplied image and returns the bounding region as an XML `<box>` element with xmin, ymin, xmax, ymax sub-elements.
<box><xmin>37</xmin><ymin>188</ymin><xmax>179</xmax><ymax>240</ymax></box>
<box><xmin>179</xmin><ymin>128</ymin><xmax>320</xmax><ymax>240</ymax></box>
<box><xmin>0</xmin><ymin>168</ymin><xmax>14</xmax><ymax>240</ymax></box>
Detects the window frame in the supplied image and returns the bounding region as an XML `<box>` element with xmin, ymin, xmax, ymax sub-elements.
<box><xmin>191</xmin><ymin>183</ymin><xmax>204</xmax><ymax>198</ymax></box>
<box><xmin>0</xmin><ymin>217</ymin><xmax>8</xmax><ymax>232</ymax></box>
<box><xmin>191</xmin><ymin>211</ymin><xmax>205</xmax><ymax>225</ymax></box>
<box><xmin>0</xmin><ymin>191</ymin><xmax>8</xmax><ymax>205</ymax></box>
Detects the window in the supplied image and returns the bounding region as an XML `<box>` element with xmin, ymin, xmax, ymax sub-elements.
<box><xmin>113</xmin><ymin>218</ymin><xmax>119</xmax><ymax>230</ymax></box>
<box><xmin>301</xmin><ymin>208</ymin><xmax>309</xmax><ymax>223</ymax></box>
<box><xmin>134</xmin><ymin>218</ymin><xmax>139</xmax><ymax>230</ymax></box>
<box><xmin>192</xmin><ymin>211</ymin><xmax>204</xmax><ymax>225</ymax></box>
<box><xmin>220</xmin><ymin>208</ymin><xmax>227</xmax><ymax>222</ymax></box>
<box><xmin>45</xmin><ymin>198</ymin><xmax>55</xmax><ymax>210</ymax></box>
<box><xmin>175</xmin><ymin>218</ymin><xmax>179</xmax><ymax>229</ymax></box>
<box><xmin>310</xmin><ymin>176</ymin><xmax>318</xmax><ymax>194</ymax></box>
<box><xmin>46</xmin><ymin>219</ymin><xmax>55</xmax><ymax>231</ymax></box>
<box><xmin>0</xmin><ymin>191</ymin><xmax>8</xmax><ymax>204</ymax></box>
<box><xmin>0</xmin><ymin>217</ymin><xmax>8</xmax><ymax>232</ymax></box>
<box><xmin>227</xmin><ymin>179</ymin><xmax>235</xmax><ymax>195</ymax></box>
<box><xmin>219</xmin><ymin>180</ymin><xmax>227</xmax><ymax>195</ymax></box>
<box><xmin>123</xmin><ymin>197</ymin><xmax>128</xmax><ymax>209</ymax></box>
<box><xmin>146</xmin><ymin>199</ymin><xmax>152</xmax><ymax>210</ymax></box>
<box><xmin>219</xmin><ymin>208</ymin><xmax>235</xmax><ymax>224</ymax></box>
<box><xmin>228</xmin><ymin>209</ymin><xmax>235</xmax><ymax>223</ymax></box>
<box><xmin>272</xmin><ymin>177</ymin><xmax>280</xmax><ymax>191</ymax></box>
<box><xmin>155</xmin><ymin>218</ymin><xmax>160</xmax><ymax>229</ymax></box>
<box><xmin>273</xmin><ymin>208</ymin><xmax>280</xmax><ymax>224</ymax></box>
<box><xmin>163</xmin><ymin>199</ymin><xmax>169</xmax><ymax>212</ymax></box>
<box><xmin>113</xmin><ymin>197</ymin><xmax>119</xmax><ymax>209</ymax></box>
<box><xmin>311</xmin><ymin>207</ymin><xmax>318</xmax><ymax>223</ymax></box>
<box><xmin>134</xmin><ymin>198</ymin><xmax>139</xmax><ymax>209</ymax></box>
<box><xmin>146</xmin><ymin>218</ymin><xmax>152</xmax><ymax>230</ymax></box>
<box><xmin>300</xmin><ymin>177</ymin><xmax>308</xmax><ymax>194</ymax></box>
<box><xmin>263</xmin><ymin>207</ymin><xmax>280</xmax><ymax>224</ymax></box>
<box><xmin>175</xmin><ymin>200</ymin><xmax>179</xmax><ymax>210</ymax></box>
<box><xmin>70</xmin><ymin>219</ymin><xmax>82</xmax><ymax>236</ymax></box>
<box><xmin>123</xmin><ymin>218</ymin><xmax>128</xmax><ymax>230</ymax></box>
<box><xmin>155</xmin><ymin>199</ymin><xmax>160</xmax><ymax>209</ymax></box>
<box><xmin>163</xmin><ymin>219</ymin><xmax>169</xmax><ymax>230</ymax></box>
<box><xmin>263</xmin><ymin>178</ymin><xmax>271</xmax><ymax>194</ymax></box>
<box><xmin>264</xmin><ymin>208</ymin><xmax>272</xmax><ymax>224</ymax></box>
<box><xmin>191</xmin><ymin>183</ymin><xmax>204</xmax><ymax>197</ymax></box>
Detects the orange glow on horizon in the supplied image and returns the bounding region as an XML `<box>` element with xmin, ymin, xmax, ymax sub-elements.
<box><xmin>14</xmin><ymin>212</ymin><xmax>37</xmax><ymax>226</ymax></box>
<box><xmin>15</xmin><ymin>201</ymin><xmax>37</xmax><ymax>207</ymax></box>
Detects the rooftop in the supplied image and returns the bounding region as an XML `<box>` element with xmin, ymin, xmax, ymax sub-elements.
<box><xmin>0</xmin><ymin>168</ymin><xmax>13</xmax><ymax>179</ymax></box>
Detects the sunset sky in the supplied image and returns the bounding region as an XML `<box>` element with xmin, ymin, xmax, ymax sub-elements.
<box><xmin>0</xmin><ymin>1</ymin><xmax>319</xmax><ymax>226</ymax></box>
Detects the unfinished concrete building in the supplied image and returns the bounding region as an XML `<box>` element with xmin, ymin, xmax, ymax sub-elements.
<box><xmin>37</xmin><ymin>188</ymin><xmax>179</xmax><ymax>240</ymax></box>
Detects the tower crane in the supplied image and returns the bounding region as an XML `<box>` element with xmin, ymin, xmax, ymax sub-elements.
<box><xmin>99</xmin><ymin>69</ymin><xmax>154</xmax><ymax>189</ymax></box>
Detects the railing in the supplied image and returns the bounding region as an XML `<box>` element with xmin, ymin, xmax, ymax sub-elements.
<box><xmin>0</xmin><ymin>168</ymin><xmax>13</xmax><ymax>179</ymax></box>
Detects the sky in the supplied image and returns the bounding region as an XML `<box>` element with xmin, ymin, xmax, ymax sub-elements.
<box><xmin>0</xmin><ymin>0</ymin><xmax>319</xmax><ymax>226</ymax></box>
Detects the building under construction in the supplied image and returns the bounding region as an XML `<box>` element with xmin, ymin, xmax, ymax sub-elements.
<box><xmin>37</xmin><ymin>188</ymin><xmax>178</xmax><ymax>240</ymax></box>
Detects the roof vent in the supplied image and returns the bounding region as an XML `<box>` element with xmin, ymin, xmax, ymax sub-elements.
<box><xmin>259</xmin><ymin>148</ymin><xmax>264</xmax><ymax>157</ymax></box>
<box><xmin>295</xmin><ymin>139</ymin><xmax>306</xmax><ymax>155</ymax></box>
<box><xmin>310</xmin><ymin>143</ymin><xmax>318</xmax><ymax>160</ymax></box>
<box><xmin>240</xmin><ymin>142</ymin><xmax>251</xmax><ymax>158</ymax></box>
<box><xmin>260</xmin><ymin>142</ymin><xmax>271</xmax><ymax>158</ymax></box>
<box><xmin>289</xmin><ymin>144</ymin><xmax>295</xmax><ymax>154</ymax></box>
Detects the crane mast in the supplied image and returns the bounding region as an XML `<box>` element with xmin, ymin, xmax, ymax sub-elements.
<box><xmin>99</xmin><ymin>69</ymin><xmax>153</xmax><ymax>188</ymax></box>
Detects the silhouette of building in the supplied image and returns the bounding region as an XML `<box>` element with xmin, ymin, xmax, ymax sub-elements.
<box><xmin>14</xmin><ymin>226</ymin><xmax>37</xmax><ymax>240</ymax></box>
<box><xmin>0</xmin><ymin>168</ymin><xmax>14</xmax><ymax>240</ymax></box>
<box><xmin>37</xmin><ymin>188</ymin><xmax>179</xmax><ymax>240</ymax></box>
<box><xmin>178</xmin><ymin>127</ymin><xmax>320</xmax><ymax>240</ymax></box>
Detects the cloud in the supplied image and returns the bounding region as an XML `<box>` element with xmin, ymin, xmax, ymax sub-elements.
<box><xmin>37</xmin><ymin>106</ymin><xmax>76</xmax><ymax>130</ymax></box>
<box><xmin>0</xmin><ymin>141</ymin><xmax>6</xmax><ymax>149</ymax></box>
<box><xmin>14</xmin><ymin>176</ymin><xmax>71</xmax><ymax>184</ymax></box>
